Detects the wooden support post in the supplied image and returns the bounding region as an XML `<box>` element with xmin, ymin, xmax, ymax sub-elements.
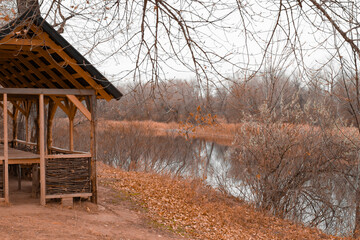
<box><xmin>90</xmin><ymin>94</ymin><xmax>97</xmax><ymax>203</ymax></box>
<box><xmin>69</xmin><ymin>118</ymin><xmax>74</xmax><ymax>151</ymax></box>
<box><xmin>18</xmin><ymin>165</ymin><xmax>21</xmax><ymax>190</ymax></box>
<box><xmin>25</xmin><ymin>115</ymin><xmax>29</xmax><ymax>143</ymax></box>
<box><xmin>39</xmin><ymin>94</ymin><xmax>45</xmax><ymax>206</ymax></box>
<box><xmin>12</xmin><ymin>105</ymin><xmax>18</xmax><ymax>146</ymax></box>
<box><xmin>13</xmin><ymin>104</ymin><xmax>20</xmax><ymax>190</ymax></box>
<box><xmin>3</xmin><ymin>93</ymin><xmax>9</xmax><ymax>204</ymax></box>
<box><xmin>25</xmin><ymin>100</ymin><xmax>32</xmax><ymax>144</ymax></box>
<box><xmin>65</xmin><ymin>100</ymin><xmax>76</xmax><ymax>152</ymax></box>
<box><xmin>46</xmin><ymin>100</ymin><xmax>56</xmax><ymax>153</ymax></box>
<box><xmin>35</xmin><ymin>101</ymin><xmax>39</xmax><ymax>153</ymax></box>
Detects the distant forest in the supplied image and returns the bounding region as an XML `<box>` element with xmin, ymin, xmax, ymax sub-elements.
<box><xmin>100</xmin><ymin>71</ymin><xmax>358</xmax><ymax>128</ymax></box>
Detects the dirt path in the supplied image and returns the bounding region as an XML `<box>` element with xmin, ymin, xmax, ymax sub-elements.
<box><xmin>0</xmin><ymin>178</ymin><xmax>185</xmax><ymax>240</ymax></box>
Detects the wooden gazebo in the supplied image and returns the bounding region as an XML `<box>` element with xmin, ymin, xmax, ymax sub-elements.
<box><xmin>0</xmin><ymin>11</ymin><xmax>122</xmax><ymax>205</ymax></box>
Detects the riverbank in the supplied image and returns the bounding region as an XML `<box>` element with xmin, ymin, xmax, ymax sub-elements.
<box><xmin>99</xmin><ymin>162</ymin><xmax>345</xmax><ymax>240</ymax></box>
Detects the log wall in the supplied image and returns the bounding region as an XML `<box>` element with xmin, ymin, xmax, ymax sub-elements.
<box><xmin>45</xmin><ymin>157</ymin><xmax>91</xmax><ymax>195</ymax></box>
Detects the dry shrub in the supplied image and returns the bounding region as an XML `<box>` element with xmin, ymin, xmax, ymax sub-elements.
<box><xmin>230</xmin><ymin>122</ymin><xmax>358</xmax><ymax>234</ymax></box>
<box><xmin>97</xmin><ymin>124</ymin><xmax>196</xmax><ymax>174</ymax></box>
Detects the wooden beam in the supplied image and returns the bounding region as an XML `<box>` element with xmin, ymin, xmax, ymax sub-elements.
<box><xmin>48</xmin><ymin>146</ymin><xmax>88</xmax><ymax>155</ymax></box>
<box><xmin>90</xmin><ymin>94</ymin><xmax>97</xmax><ymax>203</ymax></box>
<box><xmin>49</xmin><ymin>96</ymin><xmax>69</xmax><ymax>116</ymax></box>
<box><xmin>3</xmin><ymin>93</ymin><xmax>9</xmax><ymax>204</ymax></box>
<box><xmin>45</xmin><ymin>153</ymin><xmax>92</xmax><ymax>159</ymax></box>
<box><xmin>0</xmin><ymin>88</ymin><xmax>95</xmax><ymax>96</ymax></box>
<box><xmin>10</xmin><ymin>101</ymin><xmax>27</xmax><ymax>116</ymax></box>
<box><xmin>25</xmin><ymin>51</ymin><xmax>70</xmax><ymax>89</ymax></box>
<box><xmin>0</xmin><ymin>55</ymin><xmax>17</xmax><ymax>59</ymax></box>
<box><xmin>5</xmin><ymin>60</ymin><xmax>38</xmax><ymax>88</ymax></box>
<box><xmin>0</xmin><ymin>63</ymin><xmax>28</xmax><ymax>88</ymax></box>
<box><xmin>12</xmin><ymin>106</ymin><xmax>18</xmax><ymax>146</ymax></box>
<box><xmin>36</xmin><ymin>30</ymin><xmax>112</xmax><ymax>100</ymax></box>
<box><xmin>0</xmin><ymin>77</ymin><xmax>12</xmax><ymax>89</ymax></box>
<box><xmin>66</xmin><ymin>95</ymin><xmax>91</xmax><ymax>121</ymax></box>
<box><xmin>12</xmin><ymin>138</ymin><xmax>37</xmax><ymax>146</ymax></box>
<box><xmin>23</xmin><ymin>100</ymin><xmax>32</xmax><ymax>118</ymax></box>
<box><xmin>69</xmin><ymin>117</ymin><xmax>74</xmax><ymax>151</ymax></box>
<box><xmin>1</xmin><ymin>96</ymin><xmax>40</xmax><ymax>102</ymax></box>
<box><xmin>45</xmin><ymin>193</ymin><xmax>92</xmax><ymax>199</ymax></box>
<box><xmin>46</xmin><ymin>100</ymin><xmax>56</xmax><ymax>153</ymax></box>
<box><xmin>25</xmin><ymin>115</ymin><xmax>29</xmax><ymax>143</ymax></box>
<box><xmin>35</xmin><ymin>101</ymin><xmax>39</xmax><ymax>151</ymax></box>
<box><xmin>8</xmin><ymin>59</ymin><xmax>44</xmax><ymax>87</ymax></box>
<box><xmin>23</xmin><ymin>100</ymin><xmax>32</xmax><ymax>143</ymax></box>
<box><xmin>39</xmin><ymin>94</ymin><xmax>45</xmax><ymax>206</ymax></box>
<box><xmin>16</xmin><ymin>54</ymin><xmax>56</xmax><ymax>88</ymax></box>
<box><xmin>0</xmin><ymin>49</ymin><xmax>21</xmax><ymax>54</ymax></box>
<box><xmin>0</xmin><ymin>44</ymin><xmax>39</xmax><ymax>51</ymax></box>
<box><xmin>0</xmin><ymin>25</ymin><xmax>25</xmax><ymax>45</ymax></box>
<box><xmin>35</xmin><ymin>50</ymin><xmax>85</xmax><ymax>89</ymax></box>
<box><xmin>2</xmin><ymin>38</ymin><xmax>45</xmax><ymax>46</ymax></box>
<box><xmin>7</xmin><ymin>159</ymin><xmax>40</xmax><ymax>164</ymax></box>
<box><xmin>67</xmin><ymin>102</ymin><xmax>76</xmax><ymax>152</ymax></box>
<box><xmin>67</xmin><ymin>100</ymin><xmax>77</xmax><ymax>119</ymax></box>
<box><xmin>0</xmin><ymin>67</ymin><xmax>23</xmax><ymax>88</ymax></box>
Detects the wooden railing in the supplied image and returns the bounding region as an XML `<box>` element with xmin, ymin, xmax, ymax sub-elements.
<box><xmin>48</xmin><ymin>146</ymin><xmax>89</xmax><ymax>155</ymax></box>
<box><xmin>11</xmin><ymin>139</ymin><xmax>38</xmax><ymax>153</ymax></box>
<box><xmin>10</xmin><ymin>139</ymin><xmax>91</xmax><ymax>156</ymax></box>
<box><xmin>1</xmin><ymin>139</ymin><xmax>92</xmax><ymax>200</ymax></box>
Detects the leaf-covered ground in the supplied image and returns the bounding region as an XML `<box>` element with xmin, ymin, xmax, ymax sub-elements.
<box><xmin>98</xmin><ymin>162</ymin><xmax>347</xmax><ymax>240</ymax></box>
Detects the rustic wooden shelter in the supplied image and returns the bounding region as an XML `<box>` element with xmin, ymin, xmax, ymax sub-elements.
<box><xmin>0</xmin><ymin>11</ymin><xmax>122</xmax><ymax>205</ymax></box>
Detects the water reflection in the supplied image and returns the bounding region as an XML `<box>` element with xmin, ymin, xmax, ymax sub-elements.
<box><xmin>96</xmin><ymin>129</ymin><xmax>354</xmax><ymax>236</ymax></box>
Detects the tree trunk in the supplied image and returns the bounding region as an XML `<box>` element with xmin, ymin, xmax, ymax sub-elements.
<box><xmin>354</xmin><ymin>189</ymin><xmax>360</xmax><ymax>238</ymax></box>
<box><xmin>16</xmin><ymin>0</ymin><xmax>40</xmax><ymax>16</ymax></box>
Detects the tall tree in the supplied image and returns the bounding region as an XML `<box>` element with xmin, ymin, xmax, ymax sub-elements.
<box><xmin>16</xmin><ymin>0</ymin><xmax>39</xmax><ymax>15</ymax></box>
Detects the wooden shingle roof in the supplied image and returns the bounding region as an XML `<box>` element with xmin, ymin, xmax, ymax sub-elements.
<box><xmin>0</xmin><ymin>10</ymin><xmax>122</xmax><ymax>100</ymax></box>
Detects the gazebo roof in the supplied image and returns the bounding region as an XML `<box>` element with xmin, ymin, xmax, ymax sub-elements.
<box><xmin>0</xmin><ymin>10</ymin><xmax>123</xmax><ymax>100</ymax></box>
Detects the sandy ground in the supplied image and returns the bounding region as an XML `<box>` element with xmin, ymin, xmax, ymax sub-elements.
<box><xmin>0</xmin><ymin>176</ymin><xmax>185</xmax><ymax>240</ymax></box>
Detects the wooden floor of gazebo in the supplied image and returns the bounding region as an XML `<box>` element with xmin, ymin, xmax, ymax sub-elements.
<box><xmin>0</xmin><ymin>144</ymin><xmax>39</xmax><ymax>164</ymax></box>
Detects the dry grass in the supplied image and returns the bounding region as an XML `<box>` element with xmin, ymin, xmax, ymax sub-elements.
<box><xmin>103</xmin><ymin>120</ymin><xmax>360</xmax><ymax>147</ymax></box>
<box><xmin>105</xmin><ymin>119</ymin><xmax>237</xmax><ymax>146</ymax></box>
<box><xmin>98</xmin><ymin>162</ymin><xmax>347</xmax><ymax>240</ymax></box>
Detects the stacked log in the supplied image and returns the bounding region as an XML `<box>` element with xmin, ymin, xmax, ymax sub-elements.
<box><xmin>45</xmin><ymin>157</ymin><xmax>91</xmax><ymax>194</ymax></box>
